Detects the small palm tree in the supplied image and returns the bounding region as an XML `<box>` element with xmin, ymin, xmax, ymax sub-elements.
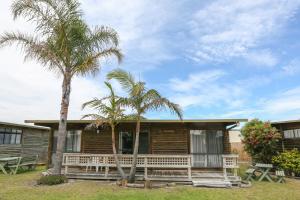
<box><xmin>107</xmin><ymin>69</ymin><xmax>183</xmax><ymax>182</ymax></box>
<box><xmin>0</xmin><ymin>0</ymin><xmax>122</xmax><ymax>175</ymax></box>
<box><xmin>82</xmin><ymin>82</ymin><xmax>126</xmax><ymax>179</ymax></box>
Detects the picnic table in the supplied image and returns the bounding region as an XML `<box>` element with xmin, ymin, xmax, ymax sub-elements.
<box><xmin>0</xmin><ymin>157</ymin><xmax>20</xmax><ymax>175</ymax></box>
<box><xmin>255</xmin><ymin>163</ymin><xmax>273</xmax><ymax>182</ymax></box>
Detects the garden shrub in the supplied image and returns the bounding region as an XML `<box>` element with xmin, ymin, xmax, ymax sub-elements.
<box><xmin>241</xmin><ymin>119</ymin><xmax>281</xmax><ymax>163</ymax></box>
<box><xmin>272</xmin><ymin>149</ymin><xmax>300</xmax><ymax>176</ymax></box>
<box><xmin>37</xmin><ymin>175</ymin><xmax>68</xmax><ymax>185</ymax></box>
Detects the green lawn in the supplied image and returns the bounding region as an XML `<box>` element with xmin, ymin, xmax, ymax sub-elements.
<box><xmin>0</xmin><ymin>168</ymin><xmax>299</xmax><ymax>200</ymax></box>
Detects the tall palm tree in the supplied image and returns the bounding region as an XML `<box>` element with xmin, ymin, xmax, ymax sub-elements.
<box><xmin>107</xmin><ymin>69</ymin><xmax>183</xmax><ymax>182</ymax></box>
<box><xmin>82</xmin><ymin>82</ymin><xmax>126</xmax><ymax>179</ymax></box>
<box><xmin>0</xmin><ymin>0</ymin><xmax>122</xmax><ymax>175</ymax></box>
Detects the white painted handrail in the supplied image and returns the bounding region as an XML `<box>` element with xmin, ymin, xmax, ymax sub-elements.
<box><xmin>63</xmin><ymin>153</ymin><xmax>192</xmax><ymax>180</ymax></box>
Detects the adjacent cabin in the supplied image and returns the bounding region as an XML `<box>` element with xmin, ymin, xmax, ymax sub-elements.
<box><xmin>0</xmin><ymin>121</ymin><xmax>50</xmax><ymax>164</ymax></box>
<box><xmin>271</xmin><ymin>120</ymin><xmax>300</xmax><ymax>152</ymax></box>
<box><xmin>26</xmin><ymin>119</ymin><xmax>247</xmax><ymax>183</ymax></box>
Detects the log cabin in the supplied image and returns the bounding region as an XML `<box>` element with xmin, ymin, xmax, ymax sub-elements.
<box><xmin>271</xmin><ymin>120</ymin><xmax>300</xmax><ymax>152</ymax></box>
<box><xmin>0</xmin><ymin>121</ymin><xmax>50</xmax><ymax>164</ymax></box>
<box><xmin>26</xmin><ymin>119</ymin><xmax>247</xmax><ymax>184</ymax></box>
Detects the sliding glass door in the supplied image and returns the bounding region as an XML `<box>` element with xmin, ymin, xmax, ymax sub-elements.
<box><xmin>190</xmin><ymin>130</ymin><xmax>223</xmax><ymax>168</ymax></box>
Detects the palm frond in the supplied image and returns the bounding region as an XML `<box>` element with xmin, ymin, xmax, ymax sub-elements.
<box><xmin>106</xmin><ymin>69</ymin><xmax>135</xmax><ymax>93</ymax></box>
<box><xmin>72</xmin><ymin>47</ymin><xmax>122</xmax><ymax>77</ymax></box>
<box><xmin>142</xmin><ymin>97</ymin><xmax>183</xmax><ymax>120</ymax></box>
<box><xmin>82</xmin><ymin>81</ymin><xmax>126</xmax><ymax>126</ymax></box>
<box><xmin>0</xmin><ymin>31</ymin><xmax>64</xmax><ymax>74</ymax></box>
<box><xmin>91</xmin><ymin>26</ymin><xmax>120</xmax><ymax>48</ymax></box>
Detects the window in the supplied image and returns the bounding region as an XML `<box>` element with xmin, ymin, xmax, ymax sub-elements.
<box><xmin>53</xmin><ymin>130</ymin><xmax>81</xmax><ymax>153</ymax></box>
<box><xmin>65</xmin><ymin>130</ymin><xmax>81</xmax><ymax>152</ymax></box>
<box><xmin>294</xmin><ymin>129</ymin><xmax>300</xmax><ymax>138</ymax></box>
<box><xmin>0</xmin><ymin>128</ymin><xmax>22</xmax><ymax>145</ymax></box>
<box><xmin>284</xmin><ymin>129</ymin><xmax>300</xmax><ymax>139</ymax></box>
<box><xmin>118</xmin><ymin>131</ymin><xmax>133</xmax><ymax>154</ymax></box>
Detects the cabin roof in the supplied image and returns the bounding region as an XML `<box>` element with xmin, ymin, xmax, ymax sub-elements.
<box><xmin>271</xmin><ymin>119</ymin><xmax>300</xmax><ymax>125</ymax></box>
<box><xmin>0</xmin><ymin>121</ymin><xmax>50</xmax><ymax>130</ymax></box>
<box><xmin>25</xmin><ymin>119</ymin><xmax>248</xmax><ymax>127</ymax></box>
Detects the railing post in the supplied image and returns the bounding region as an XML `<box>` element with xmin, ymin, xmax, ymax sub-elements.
<box><xmin>144</xmin><ymin>157</ymin><xmax>148</xmax><ymax>179</ymax></box>
<box><xmin>64</xmin><ymin>154</ymin><xmax>68</xmax><ymax>174</ymax></box>
<box><xmin>187</xmin><ymin>156</ymin><xmax>192</xmax><ymax>180</ymax></box>
<box><xmin>104</xmin><ymin>156</ymin><xmax>109</xmax><ymax>178</ymax></box>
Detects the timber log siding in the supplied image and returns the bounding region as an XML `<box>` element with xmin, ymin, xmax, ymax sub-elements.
<box><xmin>272</xmin><ymin>121</ymin><xmax>300</xmax><ymax>152</ymax></box>
<box><xmin>0</xmin><ymin>122</ymin><xmax>50</xmax><ymax>163</ymax></box>
<box><xmin>45</xmin><ymin>122</ymin><xmax>233</xmax><ymax>165</ymax></box>
<box><xmin>81</xmin><ymin>123</ymin><xmax>231</xmax><ymax>155</ymax></box>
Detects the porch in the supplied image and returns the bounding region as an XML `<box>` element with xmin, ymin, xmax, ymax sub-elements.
<box><xmin>62</xmin><ymin>153</ymin><xmax>240</xmax><ymax>185</ymax></box>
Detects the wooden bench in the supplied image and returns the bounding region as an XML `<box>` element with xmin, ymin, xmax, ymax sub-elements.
<box><xmin>245</xmin><ymin>168</ymin><xmax>256</xmax><ymax>181</ymax></box>
<box><xmin>275</xmin><ymin>170</ymin><xmax>285</xmax><ymax>183</ymax></box>
<box><xmin>8</xmin><ymin>155</ymin><xmax>38</xmax><ymax>175</ymax></box>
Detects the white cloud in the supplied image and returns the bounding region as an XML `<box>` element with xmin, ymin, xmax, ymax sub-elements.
<box><xmin>168</xmin><ymin>70</ymin><xmax>245</xmax><ymax>108</ymax></box>
<box><xmin>169</xmin><ymin>70</ymin><xmax>225</xmax><ymax>92</ymax></box>
<box><xmin>262</xmin><ymin>87</ymin><xmax>300</xmax><ymax>114</ymax></box>
<box><xmin>0</xmin><ymin>47</ymin><xmax>105</xmax><ymax>123</ymax></box>
<box><xmin>80</xmin><ymin>0</ymin><xmax>179</xmax><ymax>69</ymax></box>
<box><xmin>244</xmin><ymin>50</ymin><xmax>278</xmax><ymax>67</ymax></box>
<box><xmin>189</xmin><ymin>0</ymin><xmax>300</xmax><ymax>63</ymax></box>
<box><xmin>282</xmin><ymin>59</ymin><xmax>300</xmax><ymax>75</ymax></box>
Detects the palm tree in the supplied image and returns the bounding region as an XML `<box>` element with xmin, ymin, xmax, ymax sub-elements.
<box><xmin>0</xmin><ymin>0</ymin><xmax>122</xmax><ymax>175</ymax></box>
<box><xmin>107</xmin><ymin>69</ymin><xmax>183</xmax><ymax>182</ymax></box>
<box><xmin>82</xmin><ymin>82</ymin><xmax>126</xmax><ymax>179</ymax></box>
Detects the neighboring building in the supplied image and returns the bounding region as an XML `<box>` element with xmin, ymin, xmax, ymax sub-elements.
<box><xmin>26</xmin><ymin>119</ymin><xmax>247</xmax><ymax>168</ymax></box>
<box><xmin>0</xmin><ymin>121</ymin><xmax>50</xmax><ymax>164</ymax></box>
<box><xmin>271</xmin><ymin>120</ymin><xmax>300</xmax><ymax>152</ymax></box>
<box><xmin>229</xmin><ymin>129</ymin><xmax>250</xmax><ymax>163</ymax></box>
<box><xmin>229</xmin><ymin>129</ymin><xmax>242</xmax><ymax>143</ymax></box>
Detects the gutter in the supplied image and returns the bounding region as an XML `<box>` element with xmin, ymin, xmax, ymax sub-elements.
<box><xmin>226</xmin><ymin>122</ymin><xmax>239</xmax><ymax>131</ymax></box>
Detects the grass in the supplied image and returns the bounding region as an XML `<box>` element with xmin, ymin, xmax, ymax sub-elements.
<box><xmin>0</xmin><ymin>167</ymin><xmax>300</xmax><ymax>200</ymax></box>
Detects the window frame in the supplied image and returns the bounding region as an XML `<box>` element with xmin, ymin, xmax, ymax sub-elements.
<box><xmin>283</xmin><ymin>129</ymin><xmax>300</xmax><ymax>139</ymax></box>
<box><xmin>0</xmin><ymin>127</ymin><xmax>22</xmax><ymax>145</ymax></box>
<box><xmin>65</xmin><ymin>130</ymin><xmax>81</xmax><ymax>153</ymax></box>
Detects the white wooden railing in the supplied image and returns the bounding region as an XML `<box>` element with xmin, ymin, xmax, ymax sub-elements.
<box><xmin>63</xmin><ymin>153</ymin><xmax>192</xmax><ymax>180</ymax></box>
<box><xmin>62</xmin><ymin>153</ymin><xmax>239</xmax><ymax>180</ymax></box>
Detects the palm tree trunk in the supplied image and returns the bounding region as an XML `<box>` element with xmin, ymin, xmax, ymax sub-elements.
<box><xmin>111</xmin><ymin>124</ymin><xmax>126</xmax><ymax>179</ymax></box>
<box><xmin>128</xmin><ymin>117</ymin><xmax>141</xmax><ymax>183</ymax></box>
<box><xmin>53</xmin><ymin>74</ymin><xmax>71</xmax><ymax>175</ymax></box>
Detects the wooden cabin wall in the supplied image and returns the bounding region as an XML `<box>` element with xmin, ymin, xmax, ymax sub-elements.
<box><xmin>151</xmin><ymin>124</ymin><xmax>189</xmax><ymax>154</ymax></box>
<box><xmin>79</xmin><ymin>122</ymin><xmax>231</xmax><ymax>155</ymax></box>
<box><xmin>273</xmin><ymin>123</ymin><xmax>300</xmax><ymax>152</ymax></box>
<box><xmin>223</xmin><ymin>130</ymin><xmax>231</xmax><ymax>154</ymax></box>
<box><xmin>0</xmin><ymin>144</ymin><xmax>22</xmax><ymax>157</ymax></box>
<box><xmin>81</xmin><ymin>129</ymin><xmax>113</xmax><ymax>154</ymax></box>
<box><xmin>0</xmin><ymin>125</ymin><xmax>49</xmax><ymax>163</ymax></box>
<box><xmin>22</xmin><ymin>128</ymin><xmax>49</xmax><ymax>163</ymax></box>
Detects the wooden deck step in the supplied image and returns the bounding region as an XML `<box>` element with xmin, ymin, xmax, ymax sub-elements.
<box><xmin>192</xmin><ymin>179</ymin><xmax>232</xmax><ymax>188</ymax></box>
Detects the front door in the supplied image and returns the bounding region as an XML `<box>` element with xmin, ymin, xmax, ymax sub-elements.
<box><xmin>190</xmin><ymin>130</ymin><xmax>223</xmax><ymax>168</ymax></box>
<box><xmin>119</xmin><ymin>132</ymin><xmax>133</xmax><ymax>154</ymax></box>
<box><xmin>138</xmin><ymin>132</ymin><xmax>149</xmax><ymax>154</ymax></box>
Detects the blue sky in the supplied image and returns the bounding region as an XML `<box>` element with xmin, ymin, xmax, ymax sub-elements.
<box><xmin>1</xmin><ymin>0</ymin><xmax>300</xmax><ymax>123</ymax></box>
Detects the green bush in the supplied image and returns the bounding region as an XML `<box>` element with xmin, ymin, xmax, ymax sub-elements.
<box><xmin>272</xmin><ymin>149</ymin><xmax>300</xmax><ymax>176</ymax></box>
<box><xmin>37</xmin><ymin>175</ymin><xmax>68</xmax><ymax>185</ymax></box>
<box><xmin>241</xmin><ymin>119</ymin><xmax>281</xmax><ymax>163</ymax></box>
